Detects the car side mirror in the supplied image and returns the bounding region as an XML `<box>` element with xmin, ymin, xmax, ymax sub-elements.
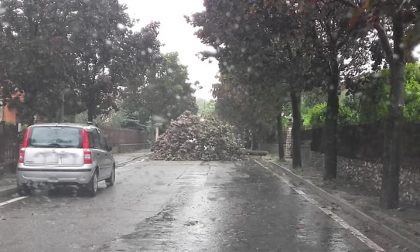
<box><xmin>107</xmin><ymin>145</ymin><xmax>113</xmax><ymax>152</ymax></box>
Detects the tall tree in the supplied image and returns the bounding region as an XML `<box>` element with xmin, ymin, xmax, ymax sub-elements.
<box><xmin>0</xmin><ymin>0</ymin><xmax>85</xmax><ymax>122</ymax></box>
<box><xmin>114</xmin><ymin>22</ymin><xmax>162</xmax><ymax>125</ymax></box>
<box><xmin>373</xmin><ymin>0</ymin><xmax>417</xmax><ymax>210</ymax></box>
<box><xmin>344</xmin><ymin>0</ymin><xmax>420</xmax><ymax>208</ymax></box>
<box><xmin>190</xmin><ymin>0</ymin><xmax>309</xmax><ymax>166</ymax></box>
<box><xmin>334</xmin><ymin>0</ymin><xmax>419</xmax><ymax>208</ymax></box>
<box><xmin>294</xmin><ymin>0</ymin><xmax>370</xmax><ymax>178</ymax></box>
<box><xmin>122</xmin><ymin>52</ymin><xmax>197</xmax><ymax>128</ymax></box>
<box><xmin>213</xmin><ymin>73</ymin><xmax>285</xmax><ymax>151</ymax></box>
<box><xmin>0</xmin><ymin>0</ymin><xmax>166</xmax><ymax>125</ymax></box>
<box><xmin>68</xmin><ymin>0</ymin><xmax>131</xmax><ymax>121</ymax></box>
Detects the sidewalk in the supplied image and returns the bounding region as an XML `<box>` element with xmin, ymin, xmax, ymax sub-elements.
<box><xmin>113</xmin><ymin>149</ymin><xmax>151</xmax><ymax>167</ymax></box>
<box><xmin>260</xmin><ymin>155</ymin><xmax>420</xmax><ymax>251</ymax></box>
<box><xmin>0</xmin><ymin>150</ymin><xmax>151</xmax><ymax>197</ymax></box>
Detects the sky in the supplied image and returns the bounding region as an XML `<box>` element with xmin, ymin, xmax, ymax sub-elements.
<box><xmin>119</xmin><ymin>0</ymin><xmax>219</xmax><ymax>100</ymax></box>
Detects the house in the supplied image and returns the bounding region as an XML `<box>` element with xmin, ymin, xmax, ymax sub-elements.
<box><xmin>0</xmin><ymin>89</ymin><xmax>25</xmax><ymax>125</ymax></box>
<box><xmin>0</xmin><ymin>88</ymin><xmax>23</xmax><ymax>174</ymax></box>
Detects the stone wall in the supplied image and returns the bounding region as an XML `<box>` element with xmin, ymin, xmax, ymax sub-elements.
<box><xmin>308</xmin><ymin>151</ymin><xmax>420</xmax><ymax>206</ymax></box>
<box><xmin>337</xmin><ymin>157</ymin><xmax>383</xmax><ymax>192</ymax></box>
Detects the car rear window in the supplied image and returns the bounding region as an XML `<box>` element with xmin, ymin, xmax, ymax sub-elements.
<box><xmin>29</xmin><ymin>127</ymin><xmax>82</xmax><ymax>148</ymax></box>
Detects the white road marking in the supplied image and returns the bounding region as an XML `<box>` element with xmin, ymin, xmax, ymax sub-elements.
<box><xmin>0</xmin><ymin>196</ymin><xmax>28</xmax><ymax>207</ymax></box>
<box><xmin>254</xmin><ymin>160</ymin><xmax>385</xmax><ymax>252</ymax></box>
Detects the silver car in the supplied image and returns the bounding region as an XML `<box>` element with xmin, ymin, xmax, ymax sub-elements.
<box><xmin>16</xmin><ymin>123</ymin><xmax>115</xmax><ymax>196</ymax></box>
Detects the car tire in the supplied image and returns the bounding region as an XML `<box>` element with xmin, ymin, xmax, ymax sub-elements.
<box><xmin>17</xmin><ymin>183</ymin><xmax>31</xmax><ymax>196</ymax></box>
<box><xmin>105</xmin><ymin>165</ymin><xmax>115</xmax><ymax>187</ymax></box>
<box><xmin>47</xmin><ymin>185</ymin><xmax>61</xmax><ymax>196</ymax></box>
<box><xmin>86</xmin><ymin>170</ymin><xmax>98</xmax><ymax>197</ymax></box>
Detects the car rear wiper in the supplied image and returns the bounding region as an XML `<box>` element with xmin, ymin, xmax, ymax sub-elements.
<box><xmin>45</xmin><ymin>143</ymin><xmax>63</xmax><ymax>148</ymax></box>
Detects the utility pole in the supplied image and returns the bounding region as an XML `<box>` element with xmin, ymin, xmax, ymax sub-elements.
<box><xmin>60</xmin><ymin>90</ymin><xmax>65</xmax><ymax>123</ymax></box>
<box><xmin>155</xmin><ymin>127</ymin><xmax>159</xmax><ymax>141</ymax></box>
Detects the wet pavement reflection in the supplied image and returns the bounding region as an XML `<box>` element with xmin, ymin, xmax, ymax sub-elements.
<box><xmin>0</xmin><ymin>160</ymin><xmax>377</xmax><ymax>251</ymax></box>
<box><xmin>102</xmin><ymin>161</ymin><xmax>373</xmax><ymax>252</ymax></box>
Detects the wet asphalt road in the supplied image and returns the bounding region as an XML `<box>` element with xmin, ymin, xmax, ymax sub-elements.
<box><xmin>0</xmin><ymin>159</ymin><xmax>390</xmax><ymax>251</ymax></box>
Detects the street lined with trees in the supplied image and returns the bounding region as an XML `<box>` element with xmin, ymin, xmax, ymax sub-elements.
<box><xmin>0</xmin><ymin>0</ymin><xmax>419</xmax><ymax>210</ymax></box>
<box><xmin>1</xmin><ymin>1</ymin><xmax>420</xmax><ymax>250</ymax></box>
<box><xmin>191</xmin><ymin>0</ymin><xmax>420</xmax><ymax>209</ymax></box>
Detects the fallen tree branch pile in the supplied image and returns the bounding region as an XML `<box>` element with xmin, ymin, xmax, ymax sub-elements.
<box><xmin>151</xmin><ymin>111</ymin><xmax>243</xmax><ymax>161</ymax></box>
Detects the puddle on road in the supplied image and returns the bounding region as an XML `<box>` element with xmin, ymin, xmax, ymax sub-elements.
<box><xmin>99</xmin><ymin>188</ymin><xmax>217</xmax><ymax>251</ymax></box>
<box><xmin>99</xmin><ymin>163</ymin><xmax>226</xmax><ymax>252</ymax></box>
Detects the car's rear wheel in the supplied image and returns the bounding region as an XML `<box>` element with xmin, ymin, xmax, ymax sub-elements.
<box><xmin>85</xmin><ymin>170</ymin><xmax>98</xmax><ymax>197</ymax></box>
<box><xmin>105</xmin><ymin>166</ymin><xmax>115</xmax><ymax>187</ymax></box>
<box><xmin>17</xmin><ymin>183</ymin><xmax>31</xmax><ymax>196</ymax></box>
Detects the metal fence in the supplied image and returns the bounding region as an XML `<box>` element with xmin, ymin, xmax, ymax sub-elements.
<box><xmin>304</xmin><ymin>121</ymin><xmax>420</xmax><ymax>160</ymax></box>
<box><xmin>0</xmin><ymin>122</ymin><xmax>19</xmax><ymax>173</ymax></box>
<box><xmin>101</xmin><ymin>127</ymin><xmax>150</xmax><ymax>147</ymax></box>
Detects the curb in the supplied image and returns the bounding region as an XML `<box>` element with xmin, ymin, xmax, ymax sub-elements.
<box><xmin>256</xmin><ymin>158</ymin><xmax>420</xmax><ymax>252</ymax></box>
<box><xmin>116</xmin><ymin>153</ymin><xmax>151</xmax><ymax>168</ymax></box>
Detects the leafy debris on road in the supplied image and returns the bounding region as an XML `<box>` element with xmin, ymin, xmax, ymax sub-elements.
<box><xmin>152</xmin><ymin>111</ymin><xmax>243</xmax><ymax>161</ymax></box>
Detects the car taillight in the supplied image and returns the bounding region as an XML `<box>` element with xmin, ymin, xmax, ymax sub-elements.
<box><xmin>83</xmin><ymin>150</ymin><xmax>92</xmax><ymax>164</ymax></box>
<box><xmin>22</xmin><ymin>127</ymin><xmax>31</xmax><ymax>148</ymax></box>
<box><xmin>82</xmin><ymin>129</ymin><xmax>90</xmax><ymax>149</ymax></box>
<box><xmin>18</xmin><ymin>148</ymin><xmax>25</xmax><ymax>164</ymax></box>
<box><xmin>82</xmin><ymin>129</ymin><xmax>92</xmax><ymax>164</ymax></box>
<box><xmin>18</xmin><ymin>128</ymin><xmax>30</xmax><ymax>164</ymax></box>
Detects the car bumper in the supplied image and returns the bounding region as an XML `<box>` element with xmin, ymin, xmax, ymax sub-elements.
<box><xmin>17</xmin><ymin>164</ymin><xmax>95</xmax><ymax>185</ymax></box>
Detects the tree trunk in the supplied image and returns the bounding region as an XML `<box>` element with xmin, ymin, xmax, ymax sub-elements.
<box><xmin>86</xmin><ymin>87</ymin><xmax>96</xmax><ymax>122</ymax></box>
<box><xmin>60</xmin><ymin>90</ymin><xmax>65</xmax><ymax>123</ymax></box>
<box><xmin>323</xmin><ymin>57</ymin><xmax>339</xmax><ymax>180</ymax></box>
<box><xmin>244</xmin><ymin>129</ymin><xmax>252</xmax><ymax>149</ymax></box>
<box><xmin>291</xmin><ymin>91</ymin><xmax>302</xmax><ymax>169</ymax></box>
<box><xmin>380</xmin><ymin>14</ymin><xmax>404</xmax><ymax>209</ymax></box>
<box><xmin>87</xmin><ymin>101</ymin><xmax>95</xmax><ymax>122</ymax></box>
<box><xmin>251</xmin><ymin>130</ymin><xmax>256</xmax><ymax>150</ymax></box>
<box><xmin>277</xmin><ymin>109</ymin><xmax>285</xmax><ymax>160</ymax></box>
<box><xmin>251</xmin><ymin>130</ymin><xmax>260</xmax><ymax>150</ymax></box>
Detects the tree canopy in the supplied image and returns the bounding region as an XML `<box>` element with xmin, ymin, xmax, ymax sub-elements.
<box><xmin>122</xmin><ymin>52</ymin><xmax>197</xmax><ymax>129</ymax></box>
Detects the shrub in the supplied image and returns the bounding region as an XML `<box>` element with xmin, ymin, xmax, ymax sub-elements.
<box><xmin>303</xmin><ymin>101</ymin><xmax>359</xmax><ymax>128</ymax></box>
<box><xmin>303</xmin><ymin>102</ymin><xmax>326</xmax><ymax>128</ymax></box>
<box><xmin>403</xmin><ymin>64</ymin><xmax>420</xmax><ymax>122</ymax></box>
<box><xmin>304</xmin><ymin>63</ymin><xmax>420</xmax><ymax>127</ymax></box>
<box><xmin>359</xmin><ymin>63</ymin><xmax>420</xmax><ymax>123</ymax></box>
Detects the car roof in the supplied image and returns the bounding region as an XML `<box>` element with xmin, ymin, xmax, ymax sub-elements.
<box><xmin>30</xmin><ymin>123</ymin><xmax>97</xmax><ymax>129</ymax></box>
